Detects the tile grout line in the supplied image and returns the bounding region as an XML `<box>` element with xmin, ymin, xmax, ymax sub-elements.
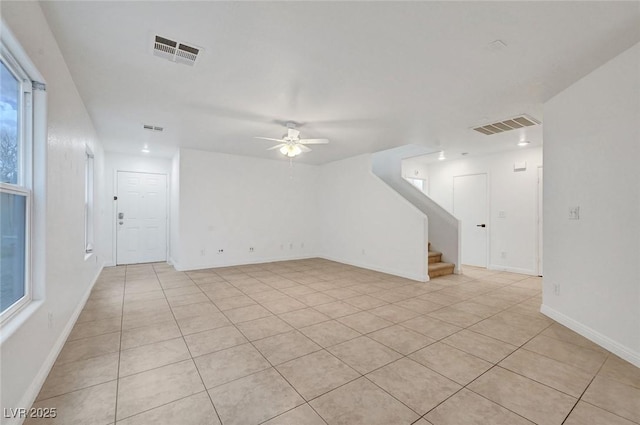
<box><xmin>207</xmin><ymin>264</ymin><xmax>397</xmax><ymax>424</ymax></box>
<box><xmin>118</xmin><ymin>267</ymin><xmax>214</xmax><ymax>424</ymax></box>
<box><xmin>559</xmin><ymin>351</ymin><xmax>610</xmax><ymax>425</ymax></box>
<box><xmin>60</xmin><ymin>262</ymin><xmax>629</xmax><ymax>425</ymax></box>
<box><xmin>206</xmin><ymin>270</ymin><xmax>327</xmax><ymax>424</ymax></box>
<box><xmin>182</xmin><ymin>267</ymin><xmax>543</xmax><ymax>424</ymax></box>
<box><xmin>112</xmin><ymin>265</ymin><xmax>127</xmax><ymax>424</ymax></box>
<box><xmin>256</xmin><ymin>272</ymin><xmax>492</xmax><ymax>421</ymax></box>
<box><xmin>188</xmin><ymin>265</ymin><xmax>335</xmax><ymax>423</ymax></box>
<box><xmin>383</xmin><ymin>274</ymin><xmax>552</xmax><ymax>424</ymax></box>
<box><xmin>419</xmin><ymin>317</ymin><xmax>565</xmax><ymax>424</ymax></box>
<box><xmin>333</xmin><ymin>275</ymin><xmax>522</xmax><ymax>421</ymax></box>
<box><xmin>151</xmin><ymin>263</ymin><xmax>226</xmax><ymax>425</ymax></box>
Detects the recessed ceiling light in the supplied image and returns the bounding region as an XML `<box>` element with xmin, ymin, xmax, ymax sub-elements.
<box><xmin>141</xmin><ymin>144</ymin><xmax>150</xmax><ymax>153</ymax></box>
<box><xmin>518</xmin><ymin>141</ymin><xmax>531</xmax><ymax>147</ymax></box>
<box><xmin>438</xmin><ymin>151</ymin><xmax>446</xmax><ymax>161</ymax></box>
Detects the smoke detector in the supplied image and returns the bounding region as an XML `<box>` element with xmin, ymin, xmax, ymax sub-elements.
<box><xmin>153</xmin><ymin>35</ymin><xmax>201</xmax><ymax>66</ymax></box>
<box><xmin>472</xmin><ymin>114</ymin><xmax>540</xmax><ymax>136</ymax></box>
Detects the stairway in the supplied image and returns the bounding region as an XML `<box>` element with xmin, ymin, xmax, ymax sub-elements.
<box><xmin>428</xmin><ymin>243</ymin><xmax>455</xmax><ymax>278</ymax></box>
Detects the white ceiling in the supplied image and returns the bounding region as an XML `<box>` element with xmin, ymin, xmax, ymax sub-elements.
<box><xmin>40</xmin><ymin>1</ymin><xmax>640</xmax><ymax>164</ymax></box>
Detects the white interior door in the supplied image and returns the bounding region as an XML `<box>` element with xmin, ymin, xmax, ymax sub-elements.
<box><xmin>537</xmin><ymin>167</ymin><xmax>543</xmax><ymax>276</ymax></box>
<box><xmin>116</xmin><ymin>171</ymin><xmax>167</xmax><ymax>265</ymax></box>
<box><xmin>453</xmin><ymin>174</ymin><xmax>488</xmax><ymax>267</ymax></box>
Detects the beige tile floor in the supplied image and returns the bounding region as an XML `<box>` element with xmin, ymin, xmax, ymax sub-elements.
<box><xmin>28</xmin><ymin>259</ymin><xmax>640</xmax><ymax>425</ymax></box>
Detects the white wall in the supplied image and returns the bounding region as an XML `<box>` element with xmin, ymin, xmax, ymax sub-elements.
<box><xmin>319</xmin><ymin>154</ymin><xmax>428</xmax><ymax>281</ymax></box>
<box><xmin>176</xmin><ymin>148</ymin><xmax>431</xmax><ymax>281</ymax></box>
<box><xmin>176</xmin><ymin>148</ymin><xmax>321</xmax><ymax>269</ymax></box>
<box><xmin>102</xmin><ymin>152</ymin><xmax>172</xmax><ymax>266</ymax></box>
<box><xmin>426</xmin><ymin>147</ymin><xmax>543</xmax><ymax>275</ymax></box>
<box><xmin>1</xmin><ymin>3</ymin><xmax>105</xmax><ymax>422</ymax></box>
<box><xmin>542</xmin><ymin>43</ymin><xmax>640</xmax><ymax>366</ymax></box>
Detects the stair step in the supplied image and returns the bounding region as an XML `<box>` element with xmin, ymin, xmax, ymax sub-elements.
<box><xmin>428</xmin><ymin>261</ymin><xmax>455</xmax><ymax>278</ymax></box>
<box><xmin>428</xmin><ymin>251</ymin><xmax>442</xmax><ymax>264</ymax></box>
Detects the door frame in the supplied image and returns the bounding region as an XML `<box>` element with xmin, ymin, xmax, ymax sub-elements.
<box><xmin>537</xmin><ymin>166</ymin><xmax>543</xmax><ymax>276</ymax></box>
<box><xmin>452</xmin><ymin>172</ymin><xmax>490</xmax><ymax>268</ymax></box>
<box><xmin>113</xmin><ymin>170</ymin><xmax>170</xmax><ymax>266</ymax></box>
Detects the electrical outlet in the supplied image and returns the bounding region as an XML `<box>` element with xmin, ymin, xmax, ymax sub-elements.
<box><xmin>362</xmin><ymin>248</ymin><xmax>366</xmax><ymax>255</ymax></box>
<box><xmin>47</xmin><ymin>312</ymin><xmax>54</xmax><ymax>329</ymax></box>
<box><xmin>249</xmin><ymin>247</ymin><xmax>254</xmax><ymax>252</ymax></box>
<box><xmin>501</xmin><ymin>251</ymin><xmax>507</xmax><ymax>259</ymax></box>
<box><xmin>289</xmin><ymin>243</ymin><xmax>293</xmax><ymax>250</ymax></box>
<box><xmin>217</xmin><ymin>249</ymin><xmax>224</xmax><ymax>254</ymax></box>
<box><xmin>569</xmin><ymin>206</ymin><xmax>580</xmax><ymax>220</ymax></box>
<box><xmin>554</xmin><ymin>283</ymin><xmax>560</xmax><ymax>295</ymax></box>
<box><xmin>300</xmin><ymin>242</ymin><xmax>304</xmax><ymax>249</ymax></box>
<box><xmin>200</xmin><ymin>249</ymin><xmax>206</xmax><ymax>256</ymax></box>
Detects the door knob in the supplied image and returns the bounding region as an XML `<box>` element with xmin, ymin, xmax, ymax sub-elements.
<box><xmin>476</xmin><ymin>224</ymin><xmax>486</xmax><ymax>228</ymax></box>
<box><xmin>118</xmin><ymin>212</ymin><xmax>124</xmax><ymax>219</ymax></box>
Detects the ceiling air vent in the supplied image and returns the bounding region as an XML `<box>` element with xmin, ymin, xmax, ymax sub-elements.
<box><xmin>153</xmin><ymin>35</ymin><xmax>201</xmax><ymax>66</ymax></box>
<box><xmin>472</xmin><ymin>114</ymin><xmax>540</xmax><ymax>135</ymax></box>
<box><xmin>143</xmin><ymin>124</ymin><xmax>163</xmax><ymax>132</ymax></box>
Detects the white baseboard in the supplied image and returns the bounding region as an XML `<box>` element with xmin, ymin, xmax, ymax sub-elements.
<box><xmin>540</xmin><ymin>304</ymin><xmax>640</xmax><ymax>368</ymax></box>
<box><xmin>173</xmin><ymin>254</ymin><xmax>319</xmax><ymax>272</ymax></box>
<box><xmin>171</xmin><ymin>254</ymin><xmax>427</xmax><ymax>283</ymax></box>
<box><xmin>320</xmin><ymin>255</ymin><xmax>427</xmax><ymax>282</ymax></box>
<box><xmin>488</xmin><ymin>264</ymin><xmax>538</xmax><ymax>276</ymax></box>
<box><xmin>8</xmin><ymin>263</ymin><xmax>104</xmax><ymax>425</ymax></box>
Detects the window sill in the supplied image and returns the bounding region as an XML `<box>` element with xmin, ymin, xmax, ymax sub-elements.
<box><xmin>0</xmin><ymin>300</ymin><xmax>44</xmax><ymax>346</ymax></box>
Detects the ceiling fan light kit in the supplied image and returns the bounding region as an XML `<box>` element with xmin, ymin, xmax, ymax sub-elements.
<box><xmin>280</xmin><ymin>144</ymin><xmax>302</xmax><ymax>157</ymax></box>
<box><xmin>255</xmin><ymin>122</ymin><xmax>329</xmax><ymax>159</ymax></box>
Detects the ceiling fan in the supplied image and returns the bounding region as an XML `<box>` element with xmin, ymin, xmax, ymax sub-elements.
<box><xmin>255</xmin><ymin>122</ymin><xmax>329</xmax><ymax>158</ymax></box>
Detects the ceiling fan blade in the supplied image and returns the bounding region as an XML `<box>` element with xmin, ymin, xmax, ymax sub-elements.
<box><xmin>267</xmin><ymin>143</ymin><xmax>287</xmax><ymax>151</ymax></box>
<box><xmin>298</xmin><ymin>144</ymin><xmax>312</xmax><ymax>153</ymax></box>
<box><xmin>303</xmin><ymin>118</ymin><xmax>382</xmax><ymax>129</ymax></box>
<box><xmin>298</xmin><ymin>138</ymin><xmax>329</xmax><ymax>145</ymax></box>
<box><xmin>288</xmin><ymin>128</ymin><xmax>300</xmax><ymax>139</ymax></box>
<box><xmin>254</xmin><ymin>136</ymin><xmax>285</xmax><ymax>143</ymax></box>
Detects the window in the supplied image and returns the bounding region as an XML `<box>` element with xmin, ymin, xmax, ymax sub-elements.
<box><xmin>0</xmin><ymin>47</ymin><xmax>32</xmax><ymax>321</ymax></box>
<box><xmin>85</xmin><ymin>147</ymin><xmax>94</xmax><ymax>254</ymax></box>
<box><xmin>406</xmin><ymin>178</ymin><xmax>424</xmax><ymax>192</ymax></box>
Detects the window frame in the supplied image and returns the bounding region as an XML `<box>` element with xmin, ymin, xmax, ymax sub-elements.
<box><xmin>84</xmin><ymin>146</ymin><xmax>94</xmax><ymax>255</ymax></box>
<box><xmin>0</xmin><ymin>184</ymin><xmax>32</xmax><ymax>322</ymax></box>
<box><xmin>0</xmin><ymin>46</ymin><xmax>33</xmax><ymax>324</ymax></box>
